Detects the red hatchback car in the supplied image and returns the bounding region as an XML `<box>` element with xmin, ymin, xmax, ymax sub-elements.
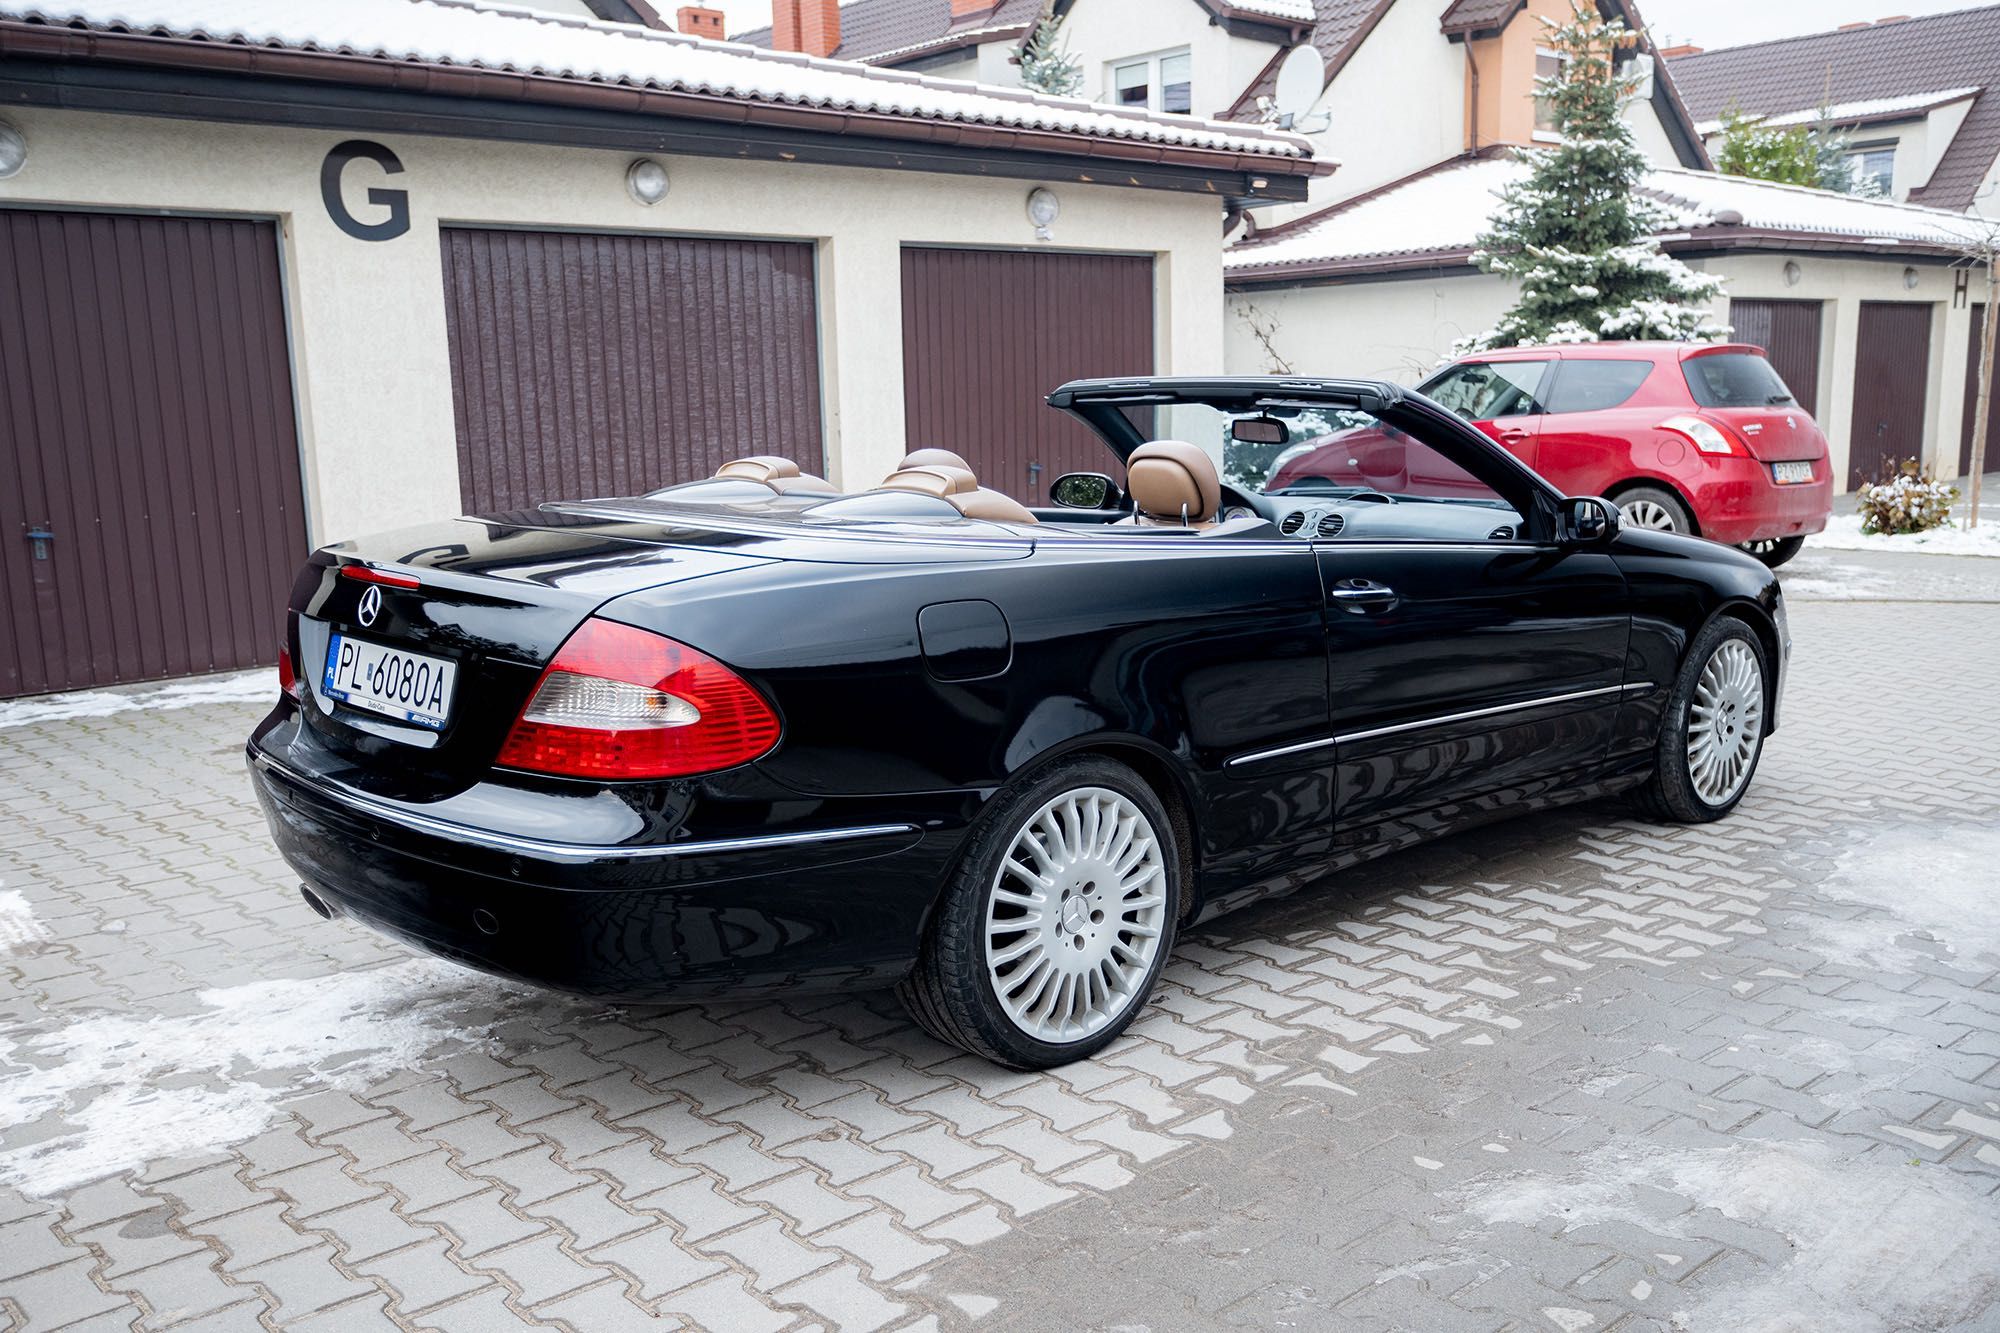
<box><xmin>1268</xmin><ymin>342</ymin><xmax>1833</xmax><ymax>566</ymax></box>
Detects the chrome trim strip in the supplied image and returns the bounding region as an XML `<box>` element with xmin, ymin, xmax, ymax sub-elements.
<box><xmin>1335</xmin><ymin>684</ymin><xmax>1637</xmax><ymax>745</ymax></box>
<box><xmin>1223</xmin><ymin>682</ymin><xmax>1648</xmax><ymax>766</ymax></box>
<box><xmin>251</xmin><ymin>752</ymin><xmax>917</xmax><ymax>864</ymax></box>
<box><xmin>1223</xmin><ymin>735</ymin><xmax>1340</xmax><ymax>768</ymax></box>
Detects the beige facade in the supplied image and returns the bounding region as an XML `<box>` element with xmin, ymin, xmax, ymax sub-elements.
<box><xmin>0</xmin><ymin>105</ymin><xmax>1226</xmax><ymax>546</ymax></box>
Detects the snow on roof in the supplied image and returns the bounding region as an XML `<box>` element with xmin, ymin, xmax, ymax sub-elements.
<box><xmin>1227</xmin><ymin>0</ymin><xmax>1317</xmax><ymax>22</ymax></box>
<box><xmin>1227</xmin><ymin>155</ymin><xmax>1992</xmax><ymax>273</ymax></box>
<box><xmin>1693</xmin><ymin>87</ymin><xmax>1981</xmax><ymax>137</ymax></box>
<box><xmin>862</xmin><ymin>22</ymin><xmax>1024</xmax><ymax>65</ymax></box>
<box><xmin>0</xmin><ymin>0</ymin><xmax>1313</xmax><ymax>160</ymax></box>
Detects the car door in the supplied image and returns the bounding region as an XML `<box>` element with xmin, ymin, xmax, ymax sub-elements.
<box><xmin>1418</xmin><ymin>357</ymin><xmax>1554</xmax><ymax>469</ymax></box>
<box><xmin>1310</xmin><ymin>411</ymin><xmax>1630</xmax><ymax>838</ymax></box>
<box><xmin>1527</xmin><ymin>356</ymin><xmax>1664</xmax><ymax>498</ymax></box>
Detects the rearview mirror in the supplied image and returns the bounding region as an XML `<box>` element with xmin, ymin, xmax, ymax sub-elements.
<box><xmin>1051</xmin><ymin>472</ymin><xmax>1122</xmax><ymax>510</ymax></box>
<box><xmin>1229</xmin><ymin>416</ymin><xmax>1287</xmax><ymax>445</ymax></box>
<box><xmin>1566</xmin><ymin>495</ymin><xmax>1619</xmax><ymax>545</ymax></box>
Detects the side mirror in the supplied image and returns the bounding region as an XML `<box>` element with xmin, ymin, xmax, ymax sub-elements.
<box><xmin>1051</xmin><ymin>472</ymin><xmax>1122</xmax><ymax>510</ymax></box>
<box><xmin>1566</xmin><ymin>495</ymin><xmax>1619</xmax><ymax>545</ymax></box>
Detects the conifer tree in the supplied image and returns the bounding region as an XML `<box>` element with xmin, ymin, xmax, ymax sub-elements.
<box><xmin>1461</xmin><ymin>2</ymin><xmax>1725</xmax><ymax>350</ymax></box>
<box><xmin>1018</xmin><ymin>3</ymin><xmax>1082</xmax><ymax>98</ymax></box>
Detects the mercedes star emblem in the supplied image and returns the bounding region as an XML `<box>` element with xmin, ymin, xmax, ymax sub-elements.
<box><xmin>358</xmin><ymin>585</ymin><xmax>383</xmax><ymax>628</ymax></box>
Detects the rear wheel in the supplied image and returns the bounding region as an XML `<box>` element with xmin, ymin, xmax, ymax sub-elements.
<box><xmin>1741</xmin><ymin>535</ymin><xmax>1806</xmax><ymax>568</ymax></box>
<box><xmin>1633</xmin><ymin>618</ymin><xmax>1768</xmax><ymax>824</ymax></box>
<box><xmin>898</xmin><ymin>756</ymin><xmax>1179</xmax><ymax>1069</ymax></box>
<box><xmin>1616</xmin><ymin>485</ymin><xmax>1695</xmax><ymax>535</ymax></box>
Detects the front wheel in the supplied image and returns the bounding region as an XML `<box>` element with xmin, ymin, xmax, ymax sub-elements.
<box><xmin>1633</xmin><ymin>618</ymin><xmax>1769</xmax><ymax>824</ymax></box>
<box><xmin>1741</xmin><ymin>535</ymin><xmax>1806</xmax><ymax>568</ymax></box>
<box><xmin>898</xmin><ymin>757</ymin><xmax>1180</xmax><ymax>1068</ymax></box>
<box><xmin>1616</xmin><ymin>485</ymin><xmax>1695</xmax><ymax>535</ymax></box>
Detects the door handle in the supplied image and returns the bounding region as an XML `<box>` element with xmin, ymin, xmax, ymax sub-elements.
<box><xmin>1328</xmin><ymin>579</ymin><xmax>1398</xmax><ymax>613</ymax></box>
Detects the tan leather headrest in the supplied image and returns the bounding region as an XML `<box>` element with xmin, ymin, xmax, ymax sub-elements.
<box><xmin>1127</xmin><ymin>441</ymin><xmax>1220</xmax><ymax>525</ymax></box>
<box><xmin>951</xmin><ymin>488</ymin><xmax>1038</xmax><ymax>523</ymax></box>
<box><xmin>878</xmin><ymin>465</ymin><xmax>978</xmax><ymax>498</ymax></box>
<box><xmin>768</xmin><ymin>474</ymin><xmax>838</xmax><ymax>495</ymax></box>
<box><xmin>900</xmin><ymin>448</ymin><xmax>972</xmax><ymax>472</ymax></box>
<box><xmin>716</xmin><ymin>456</ymin><xmax>802</xmax><ymax>483</ymax></box>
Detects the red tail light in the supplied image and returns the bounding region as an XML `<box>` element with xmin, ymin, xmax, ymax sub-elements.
<box><xmin>277</xmin><ymin>645</ymin><xmax>303</xmax><ymax>701</ymax></box>
<box><xmin>1658</xmin><ymin>414</ymin><xmax>1742</xmax><ymax>457</ymax></box>
<box><xmin>340</xmin><ymin>564</ymin><xmax>422</xmax><ymax>589</ymax></box>
<box><xmin>495</xmin><ymin>619</ymin><xmax>781</xmax><ymax>780</ymax></box>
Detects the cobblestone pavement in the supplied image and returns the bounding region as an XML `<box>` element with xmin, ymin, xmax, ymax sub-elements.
<box><xmin>2</xmin><ymin>551</ymin><xmax>1998</xmax><ymax>1332</ymax></box>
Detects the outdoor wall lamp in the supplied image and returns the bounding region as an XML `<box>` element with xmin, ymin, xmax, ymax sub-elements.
<box><xmin>1783</xmin><ymin>260</ymin><xmax>1802</xmax><ymax>287</ymax></box>
<box><xmin>1903</xmin><ymin>266</ymin><xmax>1920</xmax><ymax>290</ymax></box>
<box><xmin>627</xmin><ymin>158</ymin><xmax>670</xmax><ymax>205</ymax></box>
<box><xmin>0</xmin><ymin>120</ymin><xmax>26</xmax><ymax>179</ymax></box>
<box><xmin>1027</xmin><ymin>187</ymin><xmax>1060</xmax><ymax>241</ymax></box>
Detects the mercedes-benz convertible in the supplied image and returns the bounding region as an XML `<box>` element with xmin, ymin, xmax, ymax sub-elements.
<box><xmin>249</xmin><ymin>376</ymin><xmax>1787</xmax><ymax>1068</ymax></box>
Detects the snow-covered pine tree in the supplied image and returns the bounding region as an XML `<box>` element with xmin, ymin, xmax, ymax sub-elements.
<box><xmin>1018</xmin><ymin>3</ymin><xmax>1083</xmax><ymax>98</ymax></box>
<box><xmin>1459</xmin><ymin>1</ymin><xmax>1725</xmax><ymax>351</ymax></box>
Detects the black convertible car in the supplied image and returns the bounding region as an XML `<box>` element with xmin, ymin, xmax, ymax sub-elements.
<box><xmin>250</xmin><ymin>376</ymin><xmax>1787</xmax><ymax>1068</ymax></box>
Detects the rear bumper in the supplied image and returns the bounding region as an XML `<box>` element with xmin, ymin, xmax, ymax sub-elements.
<box><xmin>249</xmin><ymin>748</ymin><xmax>963</xmax><ymax>999</ymax></box>
<box><xmin>1688</xmin><ymin>458</ymin><xmax>1832</xmax><ymax>546</ymax></box>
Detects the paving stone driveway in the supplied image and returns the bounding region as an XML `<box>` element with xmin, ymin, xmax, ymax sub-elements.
<box><xmin>2</xmin><ymin>551</ymin><xmax>1998</xmax><ymax>1332</ymax></box>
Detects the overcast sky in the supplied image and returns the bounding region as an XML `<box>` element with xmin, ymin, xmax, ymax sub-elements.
<box><xmin>698</xmin><ymin>0</ymin><xmax>1980</xmax><ymax>49</ymax></box>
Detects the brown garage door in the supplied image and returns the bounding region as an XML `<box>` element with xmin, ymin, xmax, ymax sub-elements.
<box><xmin>1963</xmin><ymin>304</ymin><xmax>1997</xmax><ymax>481</ymax></box>
<box><xmin>1848</xmin><ymin>301</ymin><xmax>1933</xmax><ymax>490</ymax></box>
<box><xmin>441</xmin><ymin>228</ymin><xmax>823</xmax><ymax>512</ymax></box>
<box><xmin>1</xmin><ymin>209</ymin><xmax>307</xmax><ymax>700</ymax></box>
<box><xmin>901</xmin><ymin>247</ymin><xmax>1154</xmax><ymax>502</ymax></box>
<box><xmin>1730</xmin><ymin>298</ymin><xmax>1822</xmax><ymax>416</ymax></box>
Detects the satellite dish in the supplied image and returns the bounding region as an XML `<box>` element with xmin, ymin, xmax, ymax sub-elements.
<box><xmin>1271</xmin><ymin>45</ymin><xmax>1326</xmax><ymax>127</ymax></box>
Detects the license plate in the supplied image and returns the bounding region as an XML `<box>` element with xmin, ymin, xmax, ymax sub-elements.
<box><xmin>322</xmin><ymin>634</ymin><xmax>458</xmax><ymax>730</ymax></box>
<box><xmin>1771</xmin><ymin>461</ymin><xmax>1815</xmax><ymax>485</ymax></box>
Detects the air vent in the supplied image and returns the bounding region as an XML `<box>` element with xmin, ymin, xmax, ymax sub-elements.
<box><xmin>1278</xmin><ymin>511</ymin><xmax>1307</xmax><ymax>536</ymax></box>
<box><xmin>1488</xmin><ymin>524</ymin><xmax>1516</xmax><ymax>541</ymax></box>
<box><xmin>1317</xmin><ymin>513</ymin><xmax>1346</xmax><ymax>538</ymax></box>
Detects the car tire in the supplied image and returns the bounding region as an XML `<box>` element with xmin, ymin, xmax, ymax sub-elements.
<box><xmin>897</xmin><ymin>756</ymin><xmax>1181</xmax><ymax>1069</ymax></box>
<box><xmin>1741</xmin><ymin>536</ymin><xmax>1806</xmax><ymax>568</ymax></box>
<box><xmin>1615</xmin><ymin>485</ymin><xmax>1695</xmax><ymax>535</ymax></box>
<box><xmin>1633</xmin><ymin>617</ymin><xmax>1769</xmax><ymax>824</ymax></box>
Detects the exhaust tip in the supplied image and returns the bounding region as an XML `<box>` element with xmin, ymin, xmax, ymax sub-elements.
<box><xmin>299</xmin><ymin>885</ymin><xmax>339</xmax><ymax>921</ymax></box>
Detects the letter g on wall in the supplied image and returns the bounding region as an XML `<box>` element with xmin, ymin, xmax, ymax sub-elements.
<box><xmin>321</xmin><ymin>140</ymin><xmax>411</xmax><ymax>242</ymax></box>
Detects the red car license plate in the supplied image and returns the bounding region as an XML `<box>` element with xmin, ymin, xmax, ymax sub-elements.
<box><xmin>1771</xmin><ymin>461</ymin><xmax>1815</xmax><ymax>485</ymax></box>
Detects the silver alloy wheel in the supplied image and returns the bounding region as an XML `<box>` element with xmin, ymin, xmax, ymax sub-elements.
<box><xmin>1620</xmin><ymin>498</ymin><xmax>1683</xmax><ymax>531</ymax></box>
<box><xmin>1686</xmin><ymin>638</ymin><xmax>1764</xmax><ymax>805</ymax></box>
<box><xmin>983</xmin><ymin>786</ymin><xmax>1168</xmax><ymax>1043</ymax></box>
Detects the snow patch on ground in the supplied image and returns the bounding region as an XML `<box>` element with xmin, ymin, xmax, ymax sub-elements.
<box><xmin>0</xmin><ymin>959</ymin><xmax>559</xmax><ymax>1194</ymax></box>
<box><xmin>1806</xmin><ymin>823</ymin><xmax>2000</xmax><ymax>968</ymax></box>
<box><xmin>1808</xmin><ymin>512</ymin><xmax>2000</xmax><ymax>559</ymax></box>
<box><xmin>0</xmin><ymin>889</ymin><xmax>50</xmax><ymax>954</ymax></box>
<box><xmin>0</xmin><ymin>670</ymin><xmax>272</xmax><ymax>729</ymax></box>
<box><xmin>1775</xmin><ymin>555</ymin><xmax>1894</xmax><ymax>601</ymax></box>
<box><xmin>1454</xmin><ymin>1141</ymin><xmax>2000</xmax><ymax>1332</ymax></box>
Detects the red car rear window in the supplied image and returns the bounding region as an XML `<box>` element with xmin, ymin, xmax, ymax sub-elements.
<box><xmin>1683</xmin><ymin>353</ymin><xmax>1796</xmax><ymax>408</ymax></box>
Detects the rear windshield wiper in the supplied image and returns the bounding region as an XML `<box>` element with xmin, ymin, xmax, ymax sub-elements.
<box><xmin>1765</xmin><ymin>394</ymin><xmax>1795</xmax><ymax>405</ymax></box>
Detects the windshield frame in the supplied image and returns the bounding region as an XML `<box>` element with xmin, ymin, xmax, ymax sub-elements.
<box><xmin>1049</xmin><ymin>376</ymin><xmax>1568</xmax><ymax>539</ymax></box>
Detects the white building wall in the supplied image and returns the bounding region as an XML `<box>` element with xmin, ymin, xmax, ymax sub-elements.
<box><xmin>1225</xmin><ymin>271</ymin><xmax>1515</xmax><ymax>382</ymax></box>
<box><xmin>1058</xmin><ymin>0</ymin><xmax>1272</xmax><ymax>119</ymax></box>
<box><xmin>0</xmin><ymin>106</ymin><xmax>1225</xmax><ymax>544</ymax></box>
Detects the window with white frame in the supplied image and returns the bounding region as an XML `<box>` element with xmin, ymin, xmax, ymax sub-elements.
<box><xmin>1532</xmin><ymin>49</ymin><xmax>1564</xmax><ymax>137</ymax></box>
<box><xmin>1847</xmin><ymin>144</ymin><xmax>1895</xmax><ymax>196</ymax></box>
<box><xmin>1111</xmin><ymin>49</ymin><xmax>1192</xmax><ymax>114</ymax></box>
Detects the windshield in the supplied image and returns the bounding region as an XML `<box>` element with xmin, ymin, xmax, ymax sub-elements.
<box><xmin>1117</xmin><ymin>401</ymin><xmax>1517</xmax><ymax>510</ymax></box>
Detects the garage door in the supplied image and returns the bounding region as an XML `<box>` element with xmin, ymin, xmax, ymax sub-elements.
<box><xmin>441</xmin><ymin>228</ymin><xmax>823</xmax><ymax>512</ymax></box>
<box><xmin>1</xmin><ymin>209</ymin><xmax>307</xmax><ymax>700</ymax></box>
<box><xmin>1848</xmin><ymin>301</ymin><xmax>1932</xmax><ymax>490</ymax></box>
<box><xmin>1729</xmin><ymin>298</ymin><xmax>1822</xmax><ymax>415</ymax></box>
<box><xmin>901</xmin><ymin>247</ymin><xmax>1154</xmax><ymax>502</ymax></box>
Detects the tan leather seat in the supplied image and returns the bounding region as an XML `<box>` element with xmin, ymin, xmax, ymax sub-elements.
<box><xmin>1119</xmin><ymin>441</ymin><xmax>1221</xmax><ymax>529</ymax></box>
<box><xmin>876</xmin><ymin>465</ymin><xmax>1037</xmax><ymax>524</ymax></box>
<box><xmin>714</xmin><ymin>455</ymin><xmax>837</xmax><ymax>495</ymax></box>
